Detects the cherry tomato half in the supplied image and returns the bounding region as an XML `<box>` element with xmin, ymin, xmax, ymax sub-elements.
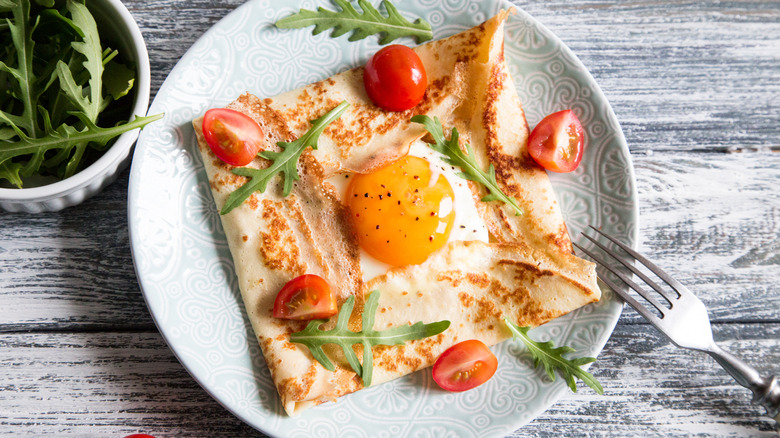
<box><xmin>123</xmin><ymin>435</ymin><xmax>156</xmax><ymax>438</ymax></box>
<box><xmin>363</xmin><ymin>44</ymin><xmax>427</xmax><ymax>112</ymax></box>
<box><xmin>202</xmin><ymin>108</ymin><xmax>265</xmax><ymax>166</ymax></box>
<box><xmin>527</xmin><ymin>109</ymin><xmax>585</xmax><ymax>173</ymax></box>
<box><xmin>432</xmin><ymin>339</ymin><xmax>497</xmax><ymax>392</ymax></box>
<box><xmin>273</xmin><ymin>274</ymin><xmax>338</xmax><ymax>320</ymax></box>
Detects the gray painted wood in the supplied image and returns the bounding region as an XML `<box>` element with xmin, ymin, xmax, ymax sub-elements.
<box><xmin>0</xmin><ymin>325</ymin><xmax>777</xmax><ymax>436</ymax></box>
<box><xmin>0</xmin><ymin>0</ymin><xmax>778</xmax><ymax>436</ymax></box>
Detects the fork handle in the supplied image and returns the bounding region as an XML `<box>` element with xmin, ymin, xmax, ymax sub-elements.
<box><xmin>706</xmin><ymin>344</ymin><xmax>780</xmax><ymax>422</ymax></box>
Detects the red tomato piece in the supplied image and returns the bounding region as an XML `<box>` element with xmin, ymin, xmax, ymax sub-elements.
<box><xmin>363</xmin><ymin>44</ymin><xmax>427</xmax><ymax>112</ymax></box>
<box><xmin>432</xmin><ymin>339</ymin><xmax>497</xmax><ymax>392</ymax></box>
<box><xmin>202</xmin><ymin>108</ymin><xmax>265</xmax><ymax>166</ymax></box>
<box><xmin>273</xmin><ymin>274</ymin><xmax>338</xmax><ymax>320</ymax></box>
<box><xmin>123</xmin><ymin>435</ymin><xmax>156</xmax><ymax>438</ymax></box>
<box><xmin>527</xmin><ymin>109</ymin><xmax>585</xmax><ymax>173</ymax></box>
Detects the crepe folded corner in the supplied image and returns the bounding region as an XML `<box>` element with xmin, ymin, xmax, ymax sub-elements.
<box><xmin>192</xmin><ymin>10</ymin><xmax>600</xmax><ymax>416</ymax></box>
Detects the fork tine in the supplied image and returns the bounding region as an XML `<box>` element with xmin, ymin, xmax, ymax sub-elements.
<box><xmin>580</xmin><ymin>232</ymin><xmax>676</xmax><ymax>307</ymax></box>
<box><xmin>573</xmin><ymin>243</ymin><xmax>664</xmax><ymax>325</ymax></box>
<box><xmin>588</xmin><ymin>226</ymin><xmax>689</xmax><ymax>299</ymax></box>
<box><xmin>573</xmin><ymin>241</ymin><xmax>668</xmax><ymax>316</ymax></box>
<box><xmin>574</xmin><ymin>239</ymin><xmax>670</xmax><ymax>314</ymax></box>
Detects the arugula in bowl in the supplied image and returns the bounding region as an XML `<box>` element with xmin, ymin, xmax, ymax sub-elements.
<box><xmin>0</xmin><ymin>0</ymin><xmax>161</xmax><ymax>188</ymax></box>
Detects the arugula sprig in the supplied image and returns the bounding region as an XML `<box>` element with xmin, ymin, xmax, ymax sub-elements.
<box><xmin>221</xmin><ymin>101</ymin><xmax>349</xmax><ymax>215</ymax></box>
<box><xmin>275</xmin><ymin>0</ymin><xmax>432</xmax><ymax>45</ymax></box>
<box><xmin>0</xmin><ymin>112</ymin><xmax>163</xmax><ymax>165</ymax></box>
<box><xmin>290</xmin><ymin>291</ymin><xmax>450</xmax><ymax>387</ymax></box>
<box><xmin>412</xmin><ymin>115</ymin><xmax>523</xmax><ymax>216</ymax></box>
<box><xmin>504</xmin><ymin>318</ymin><xmax>603</xmax><ymax>394</ymax></box>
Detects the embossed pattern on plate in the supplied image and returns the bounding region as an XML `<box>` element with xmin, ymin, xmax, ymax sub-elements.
<box><xmin>128</xmin><ymin>0</ymin><xmax>637</xmax><ymax>436</ymax></box>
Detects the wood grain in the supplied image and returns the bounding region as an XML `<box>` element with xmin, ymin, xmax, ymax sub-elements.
<box><xmin>0</xmin><ymin>325</ymin><xmax>776</xmax><ymax>437</ymax></box>
<box><xmin>520</xmin><ymin>1</ymin><xmax>780</xmax><ymax>154</ymax></box>
<box><xmin>0</xmin><ymin>332</ymin><xmax>256</xmax><ymax>436</ymax></box>
<box><xmin>526</xmin><ymin>323</ymin><xmax>780</xmax><ymax>437</ymax></box>
<box><xmin>0</xmin><ymin>0</ymin><xmax>778</xmax><ymax>436</ymax></box>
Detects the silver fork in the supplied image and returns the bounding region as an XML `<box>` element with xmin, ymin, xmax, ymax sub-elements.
<box><xmin>573</xmin><ymin>226</ymin><xmax>780</xmax><ymax>422</ymax></box>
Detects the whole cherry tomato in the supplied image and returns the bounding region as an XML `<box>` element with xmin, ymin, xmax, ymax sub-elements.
<box><xmin>363</xmin><ymin>44</ymin><xmax>427</xmax><ymax>112</ymax></box>
<box><xmin>273</xmin><ymin>274</ymin><xmax>338</xmax><ymax>320</ymax></box>
<box><xmin>527</xmin><ymin>109</ymin><xmax>585</xmax><ymax>173</ymax></box>
<box><xmin>432</xmin><ymin>339</ymin><xmax>498</xmax><ymax>392</ymax></box>
<box><xmin>202</xmin><ymin>108</ymin><xmax>265</xmax><ymax>166</ymax></box>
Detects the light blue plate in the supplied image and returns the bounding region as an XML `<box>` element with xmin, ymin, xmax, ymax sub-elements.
<box><xmin>128</xmin><ymin>0</ymin><xmax>637</xmax><ymax>436</ymax></box>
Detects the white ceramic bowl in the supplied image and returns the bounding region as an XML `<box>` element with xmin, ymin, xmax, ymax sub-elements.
<box><xmin>0</xmin><ymin>0</ymin><xmax>151</xmax><ymax>213</ymax></box>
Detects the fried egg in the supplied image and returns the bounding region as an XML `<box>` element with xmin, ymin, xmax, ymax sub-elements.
<box><xmin>329</xmin><ymin>140</ymin><xmax>489</xmax><ymax>282</ymax></box>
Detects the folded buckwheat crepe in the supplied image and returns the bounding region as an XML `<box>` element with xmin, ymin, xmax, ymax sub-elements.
<box><xmin>193</xmin><ymin>10</ymin><xmax>599</xmax><ymax>415</ymax></box>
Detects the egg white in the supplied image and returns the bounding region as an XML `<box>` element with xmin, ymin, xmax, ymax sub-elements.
<box><xmin>328</xmin><ymin>140</ymin><xmax>489</xmax><ymax>283</ymax></box>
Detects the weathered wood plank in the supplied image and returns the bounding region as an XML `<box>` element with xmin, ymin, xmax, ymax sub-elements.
<box><xmin>627</xmin><ymin>150</ymin><xmax>780</xmax><ymax>323</ymax></box>
<box><xmin>0</xmin><ymin>324</ymin><xmax>776</xmax><ymax>436</ymax></box>
<box><xmin>0</xmin><ymin>171</ymin><xmax>154</xmax><ymax>331</ymax></box>
<box><xmin>0</xmin><ymin>331</ymin><xmax>256</xmax><ymax>436</ymax></box>
<box><xmin>522</xmin><ymin>322</ymin><xmax>780</xmax><ymax>437</ymax></box>
<box><xmin>518</xmin><ymin>1</ymin><xmax>780</xmax><ymax>154</ymax></box>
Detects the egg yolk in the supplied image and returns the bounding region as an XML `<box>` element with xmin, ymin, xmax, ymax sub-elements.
<box><xmin>346</xmin><ymin>155</ymin><xmax>455</xmax><ymax>267</ymax></box>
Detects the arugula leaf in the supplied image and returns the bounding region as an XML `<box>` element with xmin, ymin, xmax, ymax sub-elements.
<box><xmin>290</xmin><ymin>291</ymin><xmax>450</xmax><ymax>387</ymax></box>
<box><xmin>412</xmin><ymin>115</ymin><xmax>524</xmax><ymax>216</ymax></box>
<box><xmin>504</xmin><ymin>318</ymin><xmax>603</xmax><ymax>394</ymax></box>
<box><xmin>56</xmin><ymin>0</ymin><xmax>103</xmax><ymax>122</ymax></box>
<box><xmin>0</xmin><ymin>0</ymin><xmax>41</xmax><ymax>138</ymax></box>
<box><xmin>276</xmin><ymin>0</ymin><xmax>432</xmax><ymax>45</ymax></box>
<box><xmin>38</xmin><ymin>8</ymin><xmax>84</xmax><ymax>39</ymax></box>
<box><xmin>0</xmin><ymin>113</ymin><xmax>163</xmax><ymax>167</ymax></box>
<box><xmin>0</xmin><ymin>160</ymin><xmax>23</xmax><ymax>188</ymax></box>
<box><xmin>221</xmin><ymin>101</ymin><xmax>350</xmax><ymax>215</ymax></box>
<box><xmin>0</xmin><ymin>128</ymin><xmax>16</xmax><ymax>141</ymax></box>
<box><xmin>102</xmin><ymin>60</ymin><xmax>135</xmax><ymax>101</ymax></box>
<box><xmin>0</xmin><ymin>0</ymin><xmax>16</xmax><ymax>12</ymax></box>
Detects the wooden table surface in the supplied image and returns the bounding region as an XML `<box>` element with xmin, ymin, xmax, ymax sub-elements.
<box><xmin>1</xmin><ymin>0</ymin><xmax>778</xmax><ymax>436</ymax></box>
